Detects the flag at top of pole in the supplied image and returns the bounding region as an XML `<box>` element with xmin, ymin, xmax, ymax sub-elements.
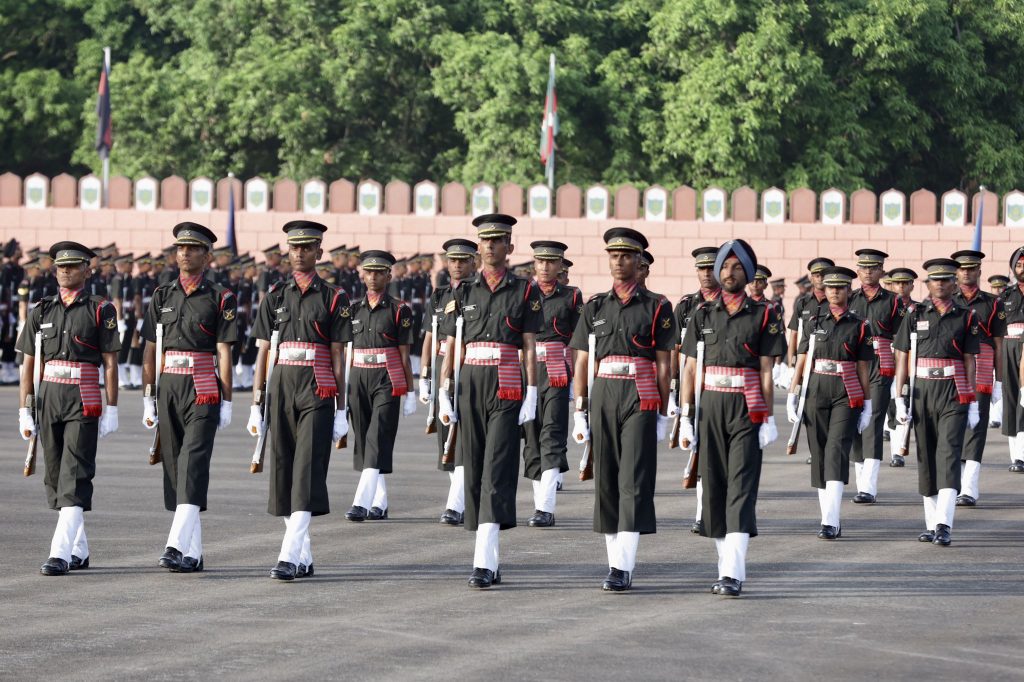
<box><xmin>96</xmin><ymin>48</ymin><xmax>112</xmax><ymax>160</ymax></box>
<box><xmin>972</xmin><ymin>185</ymin><xmax>986</xmax><ymax>252</ymax></box>
<box><xmin>539</xmin><ymin>53</ymin><xmax>558</xmax><ymax>190</ymax></box>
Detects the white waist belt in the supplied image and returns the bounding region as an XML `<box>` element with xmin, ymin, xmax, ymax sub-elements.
<box><xmin>1007</xmin><ymin>324</ymin><xmax>1024</xmax><ymax>338</ymax></box>
<box><xmin>280</xmin><ymin>348</ymin><xmax>316</xmax><ymax>362</ymax></box>
<box><xmin>703</xmin><ymin>373</ymin><xmax>745</xmax><ymax>388</ymax></box>
<box><xmin>44</xmin><ymin>365</ymin><xmax>81</xmax><ymax>380</ymax></box>
<box><xmin>466</xmin><ymin>347</ymin><xmax>502</xmax><ymax>361</ymax></box>
<box><xmin>814</xmin><ymin>360</ymin><xmax>844</xmax><ymax>373</ymax></box>
<box><xmin>356</xmin><ymin>353</ymin><xmax>388</xmax><ymax>364</ymax></box>
<box><xmin>916</xmin><ymin>365</ymin><xmax>955</xmax><ymax>378</ymax></box>
<box><xmin>165</xmin><ymin>355</ymin><xmax>195</xmax><ymax>368</ymax></box>
<box><xmin>600</xmin><ymin>361</ymin><xmax>636</xmax><ymax>376</ymax></box>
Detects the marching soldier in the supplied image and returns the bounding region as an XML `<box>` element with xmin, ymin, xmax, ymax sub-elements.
<box><xmin>18</xmin><ymin>242</ymin><xmax>120</xmax><ymax>575</ymax></box>
<box><xmin>785</xmin><ymin>260</ymin><xmax>834</xmax><ymax>456</ymax></box>
<box><xmin>952</xmin><ymin>250</ymin><xmax>1006</xmax><ymax>505</ymax></box>
<box><xmin>769</xmin><ymin>276</ymin><xmax>786</xmax><ymax>322</ymax></box>
<box><xmin>346</xmin><ymin>246</ymin><xmax>364</xmax><ymax>301</ymax></box>
<box><xmin>1</xmin><ymin>239</ymin><xmax>24</xmax><ymax>384</ymax></box>
<box><xmin>680</xmin><ymin>240</ymin><xmax>784</xmax><ymax>597</ymax></box>
<box><xmin>989</xmin><ymin>274</ymin><xmax>1009</xmax><ymax>297</ymax></box>
<box><xmin>893</xmin><ymin>259</ymin><xmax>980</xmax><ymax>546</ymax></box>
<box><xmin>571</xmin><ymin>228</ymin><xmax>673</xmax><ymax>591</ymax></box>
<box><xmin>419</xmin><ymin>239</ymin><xmax>477</xmax><ymax>525</ymax></box>
<box><xmin>436</xmin><ymin>213</ymin><xmax>543</xmax><ymax>588</ymax></box>
<box><xmin>988</xmin><ymin>274</ymin><xmax>1010</xmax><ymax>428</ymax></box>
<box><xmin>141</xmin><ymin>223</ymin><xmax>237</xmax><ymax>573</ymax></box>
<box><xmin>248</xmin><ymin>220</ymin><xmax>351</xmax><ymax>580</ymax></box>
<box><xmin>883</xmin><ymin>267</ymin><xmax>920</xmax><ymax>467</ymax></box>
<box><xmin>110</xmin><ymin>253</ymin><xmax>135</xmax><ymax>388</ymax></box>
<box><xmin>257</xmin><ymin>245</ymin><xmax>284</xmax><ymax>304</ymax></box>
<box><xmin>128</xmin><ymin>253</ymin><xmax>157</xmax><ymax>389</ymax></box>
<box><xmin>786</xmin><ymin>266</ymin><xmax>872</xmax><ymax>539</ymax></box>
<box><xmin>638</xmin><ymin>250</ymin><xmax>653</xmax><ymax>288</ymax></box>
<box><xmin>998</xmin><ymin>248</ymin><xmax>1024</xmax><ymax>473</ymax></box>
<box><xmin>522</xmin><ymin>240</ymin><xmax>581</xmax><ymax>528</ymax></box>
<box><xmin>157</xmin><ymin>246</ymin><xmax>178</xmax><ymax>286</ymax></box>
<box><xmin>559</xmin><ymin>258</ymin><xmax>572</xmax><ymax>287</ymax></box>
<box><xmin>673</xmin><ymin>246</ymin><xmax>722</xmax><ymax>534</ymax></box>
<box><xmin>849</xmin><ymin>249</ymin><xmax>902</xmax><ymax>502</ymax></box>
<box><xmin>343</xmin><ymin>250</ymin><xmax>417</xmax><ymax>522</ymax></box>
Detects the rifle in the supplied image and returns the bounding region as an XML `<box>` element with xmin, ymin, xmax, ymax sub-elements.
<box><xmin>668</xmin><ymin>327</ymin><xmax>687</xmax><ymax>449</ymax></box>
<box><xmin>23</xmin><ymin>331</ymin><xmax>42</xmax><ymax>477</ymax></box>
<box><xmin>786</xmin><ymin>330</ymin><xmax>817</xmax><ymax>455</ymax></box>
<box><xmin>899</xmin><ymin>331</ymin><xmax>918</xmax><ymax>457</ymax></box>
<box><xmin>335</xmin><ymin>340</ymin><xmax>352</xmax><ymax>449</ymax></box>
<box><xmin>425</xmin><ymin>314</ymin><xmax>439</xmax><ymax>435</ymax></box>
<box><xmin>682</xmin><ymin>340</ymin><xmax>704</xmax><ymax>489</ymax></box>
<box><xmin>250</xmin><ymin>330</ymin><xmax>280</xmax><ymax>473</ymax></box>
<box><xmin>147</xmin><ymin>323</ymin><xmax>164</xmax><ymax>465</ymax></box>
<box><xmin>579</xmin><ymin>333</ymin><xmax>596</xmax><ymax>481</ymax></box>
<box><xmin>441</xmin><ymin>316</ymin><xmax>464</xmax><ymax>465</ymax></box>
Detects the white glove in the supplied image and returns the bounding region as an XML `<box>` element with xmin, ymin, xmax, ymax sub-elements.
<box><xmin>992</xmin><ymin>381</ymin><xmax>1003</xmax><ymax>405</ymax></box>
<box><xmin>1018</xmin><ymin>389</ymin><xmax>1024</xmax><ymax>409</ymax></box>
<box><xmin>98</xmin><ymin>405</ymin><xmax>119</xmax><ymax>439</ymax></box>
<box><xmin>438</xmin><ymin>391</ymin><xmax>456</xmax><ymax>424</ymax></box>
<box><xmin>143</xmin><ymin>396</ymin><xmax>158</xmax><ymax>429</ymax></box>
<box><xmin>967</xmin><ymin>401</ymin><xmax>980</xmax><ymax>429</ymax></box>
<box><xmin>218</xmin><ymin>400</ymin><xmax>232</xmax><ymax>430</ymax></box>
<box><xmin>667</xmin><ymin>391</ymin><xmax>679</xmax><ymax>417</ymax></box>
<box><xmin>889</xmin><ymin>381</ymin><xmax>899</xmax><ymax>400</ymax></box>
<box><xmin>572</xmin><ymin>411</ymin><xmax>590</xmax><ymax>443</ymax></box>
<box><xmin>656</xmin><ymin>413</ymin><xmax>670</xmax><ymax>442</ymax></box>
<box><xmin>247</xmin><ymin>404</ymin><xmax>263</xmax><ymax>437</ymax></box>
<box><xmin>786</xmin><ymin>392</ymin><xmax>799</xmax><ymax>424</ymax></box>
<box><xmin>679</xmin><ymin>418</ymin><xmax>696</xmax><ymax>450</ymax></box>
<box><xmin>895</xmin><ymin>398</ymin><xmax>910</xmax><ymax>425</ymax></box>
<box><xmin>18</xmin><ymin>406</ymin><xmax>36</xmax><ymax>441</ymax></box>
<box><xmin>518</xmin><ymin>385</ymin><xmax>538</xmax><ymax>425</ymax></box>
<box><xmin>418</xmin><ymin>376</ymin><xmax>431</xmax><ymax>404</ymax></box>
<box><xmin>117</xmin><ymin>319</ymin><xmax>127</xmax><ymax>336</ymax></box>
<box><xmin>135</xmin><ymin>318</ymin><xmax>144</xmax><ymax>333</ymax></box>
<box><xmin>758</xmin><ymin>416</ymin><xmax>778</xmax><ymax>449</ymax></box>
<box><xmin>403</xmin><ymin>391</ymin><xmax>417</xmax><ymax>416</ymax></box>
<box><xmin>857</xmin><ymin>399</ymin><xmax>873</xmax><ymax>434</ymax></box>
<box><xmin>333</xmin><ymin>408</ymin><xmax>349</xmax><ymax>440</ymax></box>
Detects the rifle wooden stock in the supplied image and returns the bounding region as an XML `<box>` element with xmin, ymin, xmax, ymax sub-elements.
<box><xmin>251</xmin><ymin>331</ymin><xmax>280</xmax><ymax>473</ymax></box>
<box><xmin>24</xmin><ymin>332</ymin><xmax>42</xmax><ymax>477</ymax></box>
<box><xmin>898</xmin><ymin>332</ymin><xmax>918</xmax><ymax>457</ymax></box>
<box><xmin>441</xmin><ymin>421</ymin><xmax>457</xmax><ymax>466</ymax></box>
<box><xmin>425</xmin><ymin>314</ymin><xmax>439</xmax><ymax>435</ymax></box>
<box><xmin>335</xmin><ymin>340</ymin><xmax>353</xmax><ymax>450</ymax></box>
<box><xmin>148</xmin><ymin>431</ymin><xmax>162</xmax><ymax>465</ymax></box>
<box><xmin>23</xmin><ymin>394</ymin><xmax>37</xmax><ymax>477</ymax></box>
<box><xmin>578</xmin><ymin>442</ymin><xmax>593</xmax><ymax>481</ymax></box>
<box><xmin>786</xmin><ymin>333</ymin><xmax>816</xmax><ymax>455</ymax></box>
<box><xmin>682</xmin><ymin>448</ymin><xmax>698</xmax><ymax>489</ymax></box>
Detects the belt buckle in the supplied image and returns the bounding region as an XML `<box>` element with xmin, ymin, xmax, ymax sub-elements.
<box><xmin>929</xmin><ymin>368</ymin><xmax>942</xmax><ymax>377</ymax></box>
<box><xmin>714</xmin><ymin>376</ymin><xmax>730</xmax><ymax>387</ymax></box>
<box><xmin>53</xmin><ymin>366</ymin><xmax>71</xmax><ymax>379</ymax></box>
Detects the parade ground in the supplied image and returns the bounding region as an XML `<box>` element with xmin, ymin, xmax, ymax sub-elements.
<box><xmin>1</xmin><ymin>385</ymin><xmax>1022</xmax><ymax>681</ymax></box>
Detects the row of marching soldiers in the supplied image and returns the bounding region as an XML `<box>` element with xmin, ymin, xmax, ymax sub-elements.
<box><xmin>11</xmin><ymin>217</ymin><xmax>1014</xmax><ymax>598</ymax></box>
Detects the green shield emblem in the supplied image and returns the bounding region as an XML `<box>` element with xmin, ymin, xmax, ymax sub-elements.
<box><xmin>248</xmin><ymin>191</ymin><xmax>264</xmax><ymax>208</ymax></box>
<box><xmin>765</xmin><ymin>200</ymin><xmax>782</xmax><ymax>218</ymax></box>
<box><xmin>647</xmin><ymin>198</ymin><xmax>664</xmax><ymax>216</ymax></box>
<box><xmin>305</xmin><ymin>192</ymin><xmax>321</xmax><ymax>210</ymax></box>
<box><xmin>706</xmin><ymin>199</ymin><xmax>722</xmax><ymax>218</ymax></box>
<box><xmin>28</xmin><ymin>187</ymin><xmax>43</xmax><ymax>204</ymax></box>
<box><xmin>945</xmin><ymin>204</ymin><xmax>962</xmax><ymax>222</ymax></box>
<box><xmin>138</xmin><ymin>189</ymin><xmax>153</xmax><ymax>205</ymax></box>
<box><xmin>417</xmin><ymin>194</ymin><xmax>433</xmax><ymax>211</ymax></box>
<box><xmin>884</xmin><ymin>202</ymin><xmax>901</xmax><ymax>221</ymax></box>
<box><xmin>1009</xmin><ymin>204</ymin><xmax>1024</xmax><ymax>222</ymax></box>
<box><xmin>532</xmin><ymin>195</ymin><xmax>548</xmax><ymax>213</ymax></box>
<box><xmin>588</xmin><ymin>196</ymin><xmax>605</xmax><ymax>214</ymax></box>
<box><xmin>473</xmin><ymin>193</ymin><xmax>490</xmax><ymax>211</ymax></box>
<box><xmin>824</xmin><ymin>201</ymin><xmax>840</xmax><ymax>219</ymax></box>
<box><xmin>361</xmin><ymin>192</ymin><xmax>377</xmax><ymax>210</ymax></box>
<box><xmin>83</xmin><ymin>187</ymin><xmax>98</xmax><ymax>204</ymax></box>
<box><xmin>194</xmin><ymin>190</ymin><xmax>209</xmax><ymax>207</ymax></box>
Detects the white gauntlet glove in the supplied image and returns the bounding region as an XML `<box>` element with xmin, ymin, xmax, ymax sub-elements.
<box><xmin>758</xmin><ymin>416</ymin><xmax>778</xmax><ymax>449</ymax></box>
<box><xmin>438</xmin><ymin>390</ymin><xmax>456</xmax><ymax>424</ymax></box>
<box><xmin>666</xmin><ymin>392</ymin><xmax>679</xmax><ymax>418</ymax></box>
<box><xmin>786</xmin><ymin>392</ymin><xmax>799</xmax><ymax>424</ymax></box>
<box><xmin>333</xmin><ymin>408</ymin><xmax>349</xmax><ymax>440</ymax></box>
<box><xmin>857</xmin><ymin>399</ymin><xmax>873</xmax><ymax>434</ymax></box>
<box><xmin>572</xmin><ymin>411</ymin><xmax>590</xmax><ymax>443</ymax></box>
<box><xmin>403</xmin><ymin>391</ymin><xmax>417</xmax><ymax>416</ymax></box>
<box><xmin>679</xmin><ymin>418</ymin><xmax>696</xmax><ymax>451</ymax></box>
<box><xmin>992</xmin><ymin>381</ymin><xmax>1003</xmax><ymax>405</ymax></box>
<box><xmin>98</xmin><ymin>405</ymin><xmax>119</xmax><ymax>439</ymax></box>
<box><xmin>518</xmin><ymin>385</ymin><xmax>538</xmax><ymax>425</ymax></box>
<box><xmin>247</xmin><ymin>405</ymin><xmax>263</xmax><ymax>437</ymax></box>
<box><xmin>218</xmin><ymin>400</ymin><xmax>232</xmax><ymax>430</ymax></box>
<box><xmin>967</xmin><ymin>401</ymin><xmax>980</xmax><ymax>429</ymax></box>
<box><xmin>895</xmin><ymin>398</ymin><xmax>910</xmax><ymax>425</ymax></box>
<box><xmin>143</xmin><ymin>396</ymin><xmax>158</xmax><ymax>429</ymax></box>
<box><xmin>18</xmin><ymin>407</ymin><xmax>36</xmax><ymax>441</ymax></box>
<box><xmin>656</xmin><ymin>413</ymin><xmax>670</xmax><ymax>442</ymax></box>
<box><xmin>418</xmin><ymin>376</ymin><xmax>431</xmax><ymax>404</ymax></box>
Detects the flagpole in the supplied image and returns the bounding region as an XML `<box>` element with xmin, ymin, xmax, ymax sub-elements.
<box><xmin>972</xmin><ymin>185</ymin><xmax>986</xmax><ymax>252</ymax></box>
<box><xmin>547</xmin><ymin>53</ymin><xmax>556</xmax><ymax>191</ymax></box>
<box><xmin>102</xmin><ymin>47</ymin><xmax>111</xmax><ymax>207</ymax></box>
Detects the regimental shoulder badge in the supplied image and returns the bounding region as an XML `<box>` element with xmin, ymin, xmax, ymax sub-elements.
<box><xmin>899</xmin><ymin>307</ymin><xmax>906</xmax><ymax>317</ymax></box>
<box><xmin>105</xmin><ymin>317</ymin><xmax>117</xmax><ymax>330</ymax></box>
<box><xmin>577</xmin><ymin>304</ymin><xmax>584</xmax><ymax>314</ymax></box>
<box><xmin>402</xmin><ymin>317</ymin><xmax>411</xmax><ymax>328</ymax></box>
<box><xmin>223</xmin><ymin>309</ymin><xmax>235</xmax><ymax>321</ymax></box>
<box><xmin>769</xmin><ymin>322</ymin><xmax>779</xmax><ymax>335</ymax></box>
<box><xmin>661</xmin><ymin>317</ymin><xmax>671</xmax><ymax>329</ymax></box>
<box><xmin>341</xmin><ymin>306</ymin><xmax>351</xmax><ymax>318</ymax></box>
<box><xmin>972</xmin><ymin>325</ymin><xmax>979</xmax><ymax>335</ymax></box>
<box><xmin>999</xmin><ymin>311</ymin><xmax>1007</xmax><ymax>319</ymax></box>
<box><xmin>531</xmin><ymin>299</ymin><xmax>542</xmax><ymax>312</ymax></box>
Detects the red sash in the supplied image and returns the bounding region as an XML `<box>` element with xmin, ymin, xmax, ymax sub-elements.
<box><xmin>163</xmin><ymin>351</ymin><xmax>220</xmax><ymax>404</ymax></box>
<box><xmin>918</xmin><ymin>357</ymin><xmax>974</xmax><ymax>404</ymax></box>
<box><xmin>353</xmin><ymin>346</ymin><xmax>408</xmax><ymax>396</ymax></box>
<box><xmin>44</xmin><ymin>360</ymin><xmax>103</xmax><ymax>417</ymax></box>
<box><xmin>703</xmin><ymin>366</ymin><xmax>769</xmax><ymax>423</ymax></box>
<box><xmin>597</xmin><ymin>355</ymin><xmax>661</xmax><ymax>412</ymax></box>
<box><xmin>813</xmin><ymin>360</ymin><xmax>865</xmax><ymax>408</ymax></box>
<box><xmin>976</xmin><ymin>343</ymin><xmax>995</xmax><ymax>394</ymax></box>
<box><xmin>873</xmin><ymin>337</ymin><xmax>895</xmax><ymax>377</ymax></box>
<box><xmin>276</xmin><ymin>342</ymin><xmax>338</xmax><ymax>399</ymax></box>
<box><xmin>465</xmin><ymin>342</ymin><xmax>522</xmax><ymax>400</ymax></box>
<box><xmin>541</xmin><ymin>341</ymin><xmax>569</xmax><ymax>387</ymax></box>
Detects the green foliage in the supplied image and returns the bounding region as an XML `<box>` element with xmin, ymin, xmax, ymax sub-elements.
<box><xmin>2</xmin><ymin>0</ymin><xmax>1024</xmax><ymax>193</ymax></box>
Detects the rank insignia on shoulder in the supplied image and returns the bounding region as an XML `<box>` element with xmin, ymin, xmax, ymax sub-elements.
<box><xmin>531</xmin><ymin>299</ymin><xmax>542</xmax><ymax>311</ymax></box>
<box><xmin>224</xmin><ymin>309</ymin><xmax>235</xmax><ymax>321</ymax></box>
<box><xmin>106</xmin><ymin>317</ymin><xmax>117</xmax><ymax>330</ymax></box>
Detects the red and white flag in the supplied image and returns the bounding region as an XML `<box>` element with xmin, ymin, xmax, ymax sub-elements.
<box><xmin>539</xmin><ymin>54</ymin><xmax>558</xmax><ymax>187</ymax></box>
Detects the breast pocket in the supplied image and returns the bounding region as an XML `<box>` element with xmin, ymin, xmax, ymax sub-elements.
<box><xmin>41</xmin><ymin>325</ymin><xmax>60</xmax><ymax>355</ymax></box>
<box><xmin>627</xmin><ymin>319</ymin><xmax>655</xmax><ymax>349</ymax></box>
<box><xmin>188</xmin><ymin>301</ymin><xmax>219</xmax><ymax>337</ymax></box>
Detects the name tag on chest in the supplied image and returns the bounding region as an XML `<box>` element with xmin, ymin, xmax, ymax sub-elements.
<box><xmin>40</xmin><ymin>322</ymin><xmax>53</xmax><ymax>329</ymax></box>
<box><xmin>917</xmin><ymin>321</ymin><xmax>930</xmax><ymax>331</ymax></box>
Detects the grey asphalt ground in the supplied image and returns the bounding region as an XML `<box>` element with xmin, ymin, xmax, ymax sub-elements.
<box><xmin>1</xmin><ymin>384</ymin><xmax>1023</xmax><ymax>681</ymax></box>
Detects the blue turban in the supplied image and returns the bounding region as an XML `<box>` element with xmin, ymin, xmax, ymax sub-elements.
<box><xmin>713</xmin><ymin>239</ymin><xmax>757</xmax><ymax>285</ymax></box>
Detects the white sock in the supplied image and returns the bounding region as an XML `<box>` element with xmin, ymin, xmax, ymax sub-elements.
<box><xmin>49</xmin><ymin>506</ymin><xmax>83</xmax><ymax>562</ymax></box>
<box><xmin>923</xmin><ymin>495</ymin><xmax>938</xmax><ymax>530</ymax></box>
<box><xmin>890</xmin><ymin>424</ymin><xmax>906</xmax><ymax>457</ymax></box>
<box><xmin>278</xmin><ymin>511</ymin><xmax>312</xmax><ymax>565</ymax></box>
<box><xmin>185</xmin><ymin>516</ymin><xmax>203</xmax><ymax>560</ymax></box>
<box><xmin>695</xmin><ymin>478</ymin><xmax>704</xmax><ymax>522</ymax></box>
<box><xmin>445</xmin><ymin>467</ymin><xmax>465</xmax><ymax>512</ymax></box>
<box><xmin>129</xmin><ymin>364</ymin><xmax>142</xmax><ymax>386</ymax></box>
<box><xmin>854</xmin><ymin>461</ymin><xmax>865</xmax><ymax>491</ymax></box>
<box><xmin>989</xmin><ymin>400</ymin><xmax>1002</xmax><ymax>426</ymax></box>
<box><xmin>617</xmin><ymin>532</ymin><xmax>639</xmax><ymax>572</ymax></box>
<box><xmin>411</xmin><ymin>355</ymin><xmax>421</xmax><ymax>376</ymax></box>
<box><xmin>936</xmin><ymin>488</ymin><xmax>957</xmax><ymax>528</ymax></box>
<box><xmin>371</xmin><ymin>476</ymin><xmax>388</xmax><ymax>511</ymax></box>
<box><xmin>299</xmin><ymin>529</ymin><xmax>312</xmax><ymax>566</ymax></box>
<box><xmin>536</xmin><ymin>468</ymin><xmax>558</xmax><ymax>513</ymax></box>
<box><xmin>961</xmin><ymin>460</ymin><xmax>981</xmax><ymax>500</ymax></box>
<box><xmin>715</xmin><ymin>532</ymin><xmax>750</xmax><ymax>582</ymax></box>
<box><xmin>1008</xmin><ymin>436</ymin><xmax>1017</xmax><ymax>463</ymax></box>
<box><xmin>557</xmin><ymin>471</ymin><xmax>564</xmax><ymax>487</ymax></box>
<box><xmin>353</xmin><ymin>468</ymin><xmax>380</xmax><ymax>509</ymax></box>
<box><xmin>166</xmin><ymin>504</ymin><xmax>200</xmax><ymax>552</ymax></box>
<box><xmin>72</xmin><ymin>515</ymin><xmax>89</xmax><ymax>559</ymax></box>
<box><xmin>817</xmin><ymin>488</ymin><xmax>828</xmax><ymax>524</ymax></box>
<box><xmin>118</xmin><ymin>364</ymin><xmax>130</xmax><ymax>388</ymax></box>
<box><xmin>473</xmin><ymin>523</ymin><xmax>500</xmax><ymax>571</ymax></box>
<box><xmin>863</xmin><ymin>459</ymin><xmax>880</xmax><ymax>496</ymax></box>
<box><xmin>823</xmin><ymin>481</ymin><xmax>843</xmax><ymax>528</ymax></box>
<box><xmin>604</xmin><ymin>533</ymin><xmax>618</xmax><ymax>568</ymax></box>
